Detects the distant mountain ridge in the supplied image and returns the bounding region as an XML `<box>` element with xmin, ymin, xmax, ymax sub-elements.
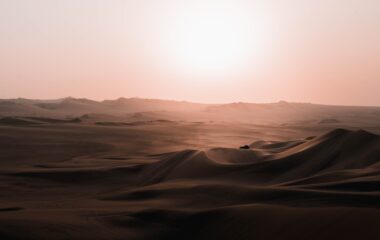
<box><xmin>0</xmin><ymin>97</ymin><xmax>379</xmax><ymax>124</ymax></box>
<box><xmin>0</xmin><ymin>97</ymin><xmax>208</xmax><ymax>117</ymax></box>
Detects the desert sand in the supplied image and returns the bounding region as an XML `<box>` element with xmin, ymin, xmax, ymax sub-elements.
<box><xmin>0</xmin><ymin>98</ymin><xmax>380</xmax><ymax>239</ymax></box>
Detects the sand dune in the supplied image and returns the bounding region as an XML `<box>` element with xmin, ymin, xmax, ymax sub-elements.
<box><xmin>0</xmin><ymin>120</ymin><xmax>380</xmax><ymax>239</ymax></box>
<box><xmin>112</xmin><ymin>129</ymin><xmax>379</xmax><ymax>188</ymax></box>
<box><xmin>0</xmin><ymin>101</ymin><xmax>380</xmax><ymax>239</ymax></box>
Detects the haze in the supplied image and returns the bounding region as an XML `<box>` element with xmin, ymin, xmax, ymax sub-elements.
<box><xmin>0</xmin><ymin>0</ymin><xmax>379</xmax><ymax>105</ymax></box>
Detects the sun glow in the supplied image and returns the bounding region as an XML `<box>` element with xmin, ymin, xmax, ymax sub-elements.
<box><xmin>160</xmin><ymin>1</ymin><xmax>267</xmax><ymax>76</ymax></box>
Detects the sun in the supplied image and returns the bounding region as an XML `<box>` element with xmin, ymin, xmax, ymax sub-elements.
<box><xmin>160</xmin><ymin>1</ymin><xmax>266</xmax><ymax>76</ymax></box>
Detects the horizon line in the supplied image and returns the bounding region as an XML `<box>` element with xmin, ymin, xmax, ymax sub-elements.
<box><xmin>1</xmin><ymin>96</ymin><xmax>380</xmax><ymax>108</ymax></box>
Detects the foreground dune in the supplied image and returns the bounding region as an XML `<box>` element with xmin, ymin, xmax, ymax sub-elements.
<box><xmin>0</xmin><ymin>118</ymin><xmax>380</xmax><ymax>239</ymax></box>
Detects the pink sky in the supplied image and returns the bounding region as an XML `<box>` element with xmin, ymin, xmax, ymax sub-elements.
<box><xmin>0</xmin><ymin>0</ymin><xmax>379</xmax><ymax>105</ymax></box>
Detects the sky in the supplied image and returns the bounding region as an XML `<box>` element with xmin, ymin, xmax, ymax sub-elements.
<box><xmin>0</xmin><ymin>0</ymin><xmax>379</xmax><ymax>105</ymax></box>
